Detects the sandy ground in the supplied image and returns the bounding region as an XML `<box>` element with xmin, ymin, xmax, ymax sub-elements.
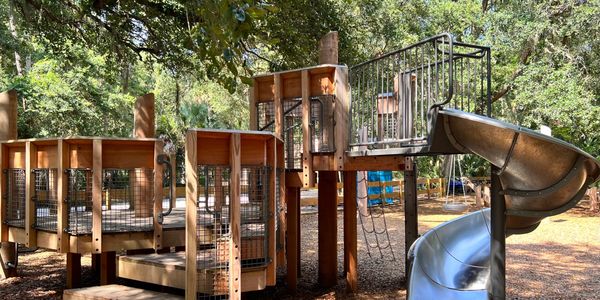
<box><xmin>1</xmin><ymin>197</ymin><xmax>599</xmax><ymax>299</ymax></box>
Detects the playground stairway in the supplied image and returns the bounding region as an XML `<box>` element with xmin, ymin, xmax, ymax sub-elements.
<box><xmin>406</xmin><ymin>109</ymin><xmax>600</xmax><ymax>299</ymax></box>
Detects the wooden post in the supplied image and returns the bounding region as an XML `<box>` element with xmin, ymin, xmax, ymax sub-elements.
<box><xmin>92</xmin><ymin>139</ymin><xmax>102</xmax><ymax>254</ymax></box>
<box><xmin>301</xmin><ymin>70</ymin><xmax>314</xmax><ymax>188</ymax></box>
<box><xmin>229</xmin><ymin>133</ymin><xmax>242</xmax><ymax>300</ymax></box>
<box><xmin>319</xmin><ymin>31</ymin><xmax>339</xmax><ymax>65</ymax></box>
<box><xmin>57</xmin><ymin>140</ymin><xmax>69</xmax><ymax>253</ymax></box>
<box><xmin>0</xmin><ymin>90</ymin><xmax>17</xmax><ymax>140</ymax></box>
<box><xmin>153</xmin><ymin>141</ymin><xmax>164</xmax><ymax>250</ymax></box>
<box><xmin>274</xmin><ymin>74</ymin><xmax>283</xmax><ymax>140</ymax></box>
<box><xmin>91</xmin><ymin>253</ymin><xmax>101</xmax><ymax>276</ymax></box>
<box><xmin>343</xmin><ymin>171</ymin><xmax>357</xmax><ymax>292</ymax></box>
<box><xmin>66</xmin><ymin>252</ymin><xmax>81</xmax><ymax>288</ymax></box>
<box><xmin>249</xmin><ymin>81</ymin><xmax>257</xmax><ymax>130</ymax></box>
<box><xmin>185</xmin><ymin>131</ymin><xmax>198</xmax><ymax>300</ymax></box>
<box><xmin>286</xmin><ymin>186</ymin><xmax>299</xmax><ymax>291</ymax></box>
<box><xmin>170</xmin><ymin>154</ymin><xmax>177</xmax><ymax>210</ymax></box>
<box><xmin>334</xmin><ymin>66</ymin><xmax>350</xmax><ymax>171</ymax></box>
<box><xmin>0</xmin><ymin>144</ymin><xmax>7</xmax><ymax>241</ymax></box>
<box><xmin>25</xmin><ymin>141</ymin><xmax>37</xmax><ymax>248</ymax></box>
<box><xmin>266</xmin><ymin>138</ymin><xmax>277</xmax><ymax>286</ymax></box>
<box><xmin>100</xmin><ymin>251</ymin><xmax>116</xmax><ymax>285</ymax></box>
<box><xmin>318</xmin><ymin>171</ymin><xmax>337</xmax><ymax>287</ymax></box>
<box><xmin>589</xmin><ymin>187</ymin><xmax>598</xmax><ymax>212</ymax></box>
<box><xmin>133</xmin><ymin>93</ymin><xmax>155</xmax><ymax>138</ymax></box>
<box><xmin>404</xmin><ymin>158</ymin><xmax>418</xmax><ymax>277</ymax></box>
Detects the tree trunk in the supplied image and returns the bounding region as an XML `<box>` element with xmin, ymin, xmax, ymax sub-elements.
<box><xmin>8</xmin><ymin>1</ymin><xmax>22</xmax><ymax>77</ymax></box>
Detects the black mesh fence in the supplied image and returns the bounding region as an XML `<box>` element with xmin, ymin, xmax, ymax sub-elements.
<box><xmin>3</xmin><ymin>169</ymin><xmax>26</xmax><ymax>228</ymax></box>
<box><xmin>33</xmin><ymin>168</ymin><xmax>58</xmax><ymax>231</ymax></box>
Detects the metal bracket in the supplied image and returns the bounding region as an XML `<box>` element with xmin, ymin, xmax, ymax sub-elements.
<box><xmin>494</xmin><ymin>132</ymin><xmax>519</xmax><ymax>176</ymax></box>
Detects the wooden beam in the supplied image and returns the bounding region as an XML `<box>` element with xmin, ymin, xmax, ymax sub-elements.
<box><xmin>92</xmin><ymin>139</ymin><xmax>102</xmax><ymax>254</ymax></box>
<box><xmin>301</xmin><ymin>70</ymin><xmax>315</xmax><ymax>188</ymax></box>
<box><xmin>404</xmin><ymin>158</ymin><xmax>418</xmax><ymax>277</ymax></box>
<box><xmin>344</xmin><ymin>155</ymin><xmax>406</xmax><ymax>171</ymax></box>
<box><xmin>334</xmin><ymin>67</ymin><xmax>349</xmax><ymax>171</ymax></box>
<box><xmin>266</xmin><ymin>138</ymin><xmax>276</xmax><ymax>286</ymax></box>
<box><xmin>25</xmin><ymin>141</ymin><xmax>37</xmax><ymax>247</ymax></box>
<box><xmin>343</xmin><ymin>171</ymin><xmax>358</xmax><ymax>292</ymax></box>
<box><xmin>184</xmin><ymin>131</ymin><xmax>198</xmax><ymax>300</ymax></box>
<box><xmin>318</xmin><ymin>32</ymin><xmax>339</xmax><ymax>64</ymax></box>
<box><xmin>57</xmin><ymin>140</ymin><xmax>69</xmax><ymax>253</ymax></box>
<box><xmin>229</xmin><ymin>133</ymin><xmax>242</xmax><ymax>300</ymax></box>
<box><xmin>0</xmin><ymin>90</ymin><xmax>17</xmax><ymax>140</ymax></box>
<box><xmin>249</xmin><ymin>80</ymin><xmax>258</xmax><ymax>130</ymax></box>
<box><xmin>285</xmin><ymin>187</ymin><xmax>299</xmax><ymax>291</ymax></box>
<box><xmin>100</xmin><ymin>251</ymin><xmax>116</xmax><ymax>285</ymax></box>
<box><xmin>0</xmin><ymin>144</ymin><xmax>6</xmax><ymax>241</ymax></box>
<box><xmin>133</xmin><ymin>93</ymin><xmax>155</xmax><ymax>138</ymax></box>
<box><xmin>153</xmin><ymin>141</ymin><xmax>164</xmax><ymax>250</ymax></box>
<box><xmin>67</xmin><ymin>252</ymin><xmax>81</xmax><ymax>288</ymax></box>
<box><xmin>318</xmin><ymin>171</ymin><xmax>337</xmax><ymax>287</ymax></box>
<box><xmin>277</xmin><ymin>142</ymin><xmax>286</xmax><ymax>269</ymax></box>
<box><xmin>274</xmin><ymin>74</ymin><xmax>283</xmax><ymax>139</ymax></box>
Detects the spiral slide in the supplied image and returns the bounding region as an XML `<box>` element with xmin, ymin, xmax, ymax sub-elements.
<box><xmin>407</xmin><ymin>109</ymin><xmax>600</xmax><ymax>299</ymax></box>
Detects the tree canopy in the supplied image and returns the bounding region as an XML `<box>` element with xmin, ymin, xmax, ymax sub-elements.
<box><xmin>0</xmin><ymin>0</ymin><xmax>598</xmax><ymax>176</ymax></box>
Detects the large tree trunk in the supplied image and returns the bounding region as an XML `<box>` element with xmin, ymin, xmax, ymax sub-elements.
<box><xmin>8</xmin><ymin>1</ymin><xmax>22</xmax><ymax>77</ymax></box>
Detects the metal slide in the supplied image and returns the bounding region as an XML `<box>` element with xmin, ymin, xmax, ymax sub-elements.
<box><xmin>407</xmin><ymin>108</ymin><xmax>600</xmax><ymax>299</ymax></box>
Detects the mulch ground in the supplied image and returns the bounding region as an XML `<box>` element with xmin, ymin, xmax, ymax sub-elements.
<box><xmin>1</xmin><ymin>196</ymin><xmax>599</xmax><ymax>299</ymax></box>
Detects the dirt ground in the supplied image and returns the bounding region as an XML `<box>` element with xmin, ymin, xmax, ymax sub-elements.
<box><xmin>1</xmin><ymin>196</ymin><xmax>599</xmax><ymax>299</ymax></box>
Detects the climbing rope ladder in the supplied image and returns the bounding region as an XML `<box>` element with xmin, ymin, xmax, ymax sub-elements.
<box><xmin>356</xmin><ymin>171</ymin><xmax>397</xmax><ymax>262</ymax></box>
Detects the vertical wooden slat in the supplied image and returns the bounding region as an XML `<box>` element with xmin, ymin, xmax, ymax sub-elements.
<box><xmin>404</xmin><ymin>158</ymin><xmax>418</xmax><ymax>276</ymax></box>
<box><xmin>274</xmin><ymin>74</ymin><xmax>283</xmax><ymax>139</ymax></box>
<box><xmin>229</xmin><ymin>133</ymin><xmax>242</xmax><ymax>300</ymax></box>
<box><xmin>285</xmin><ymin>186</ymin><xmax>299</xmax><ymax>291</ymax></box>
<box><xmin>184</xmin><ymin>131</ymin><xmax>198</xmax><ymax>300</ymax></box>
<box><xmin>0</xmin><ymin>144</ymin><xmax>6</xmax><ymax>241</ymax></box>
<box><xmin>57</xmin><ymin>140</ymin><xmax>69</xmax><ymax>253</ymax></box>
<box><xmin>343</xmin><ymin>171</ymin><xmax>358</xmax><ymax>292</ymax></box>
<box><xmin>66</xmin><ymin>252</ymin><xmax>81</xmax><ymax>288</ymax></box>
<box><xmin>25</xmin><ymin>141</ymin><xmax>37</xmax><ymax>247</ymax></box>
<box><xmin>277</xmin><ymin>141</ymin><xmax>286</xmax><ymax>268</ymax></box>
<box><xmin>301</xmin><ymin>70</ymin><xmax>314</xmax><ymax>188</ymax></box>
<box><xmin>249</xmin><ymin>80</ymin><xmax>257</xmax><ymax>130</ymax></box>
<box><xmin>266</xmin><ymin>137</ymin><xmax>276</xmax><ymax>285</ymax></box>
<box><xmin>334</xmin><ymin>67</ymin><xmax>349</xmax><ymax>171</ymax></box>
<box><xmin>153</xmin><ymin>141</ymin><xmax>164</xmax><ymax>250</ymax></box>
<box><xmin>318</xmin><ymin>171</ymin><xmax>337</xmax><ymax>287</ymax></box>
<box><xmin>92</xmin><ymin>139</ymin><xmax>102</xmax><ymax>254</ymax></box>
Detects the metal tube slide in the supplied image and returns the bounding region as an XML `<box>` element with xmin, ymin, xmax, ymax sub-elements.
<box><xmin>408</xmin><ymin>109</ymin><xmax>600</xmax><ymax>299</ymax></box>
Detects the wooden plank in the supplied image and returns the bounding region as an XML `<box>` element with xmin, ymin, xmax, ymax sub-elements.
<box><xmin>240</xmin><ymin>138</ymin><xmax>266</xmax><ymax>165</ymax></box>
<box><xmin>285</xmin><ymin>187</ymin><xmax>299</xmax><ymax>291</ymax></box>
<box><xmin>229</xmin><ymin>133</ymin><xmax>242</xmax><ymax>300</ymax></box>
<box><xmin>68</xmin><ymin>142</ymin><xmax>93</xmax><ymax>168</ymax></box>
<box><xmin>197</xmin><ymin>136</ymin><xmax>229</xmax><ymax>166</ymax></box>
<box><xmin>285</xmin><ymin>171</ymin><xmax>303</xmax><ymax>188</ymax></box>
<box><xmin>7</xmin><ymin>227</ymin><xmax>26</xmax><ymax>243</ymax></box>
<box><xmin>92</xmin><ymin>140</ymin><xmax>102</xmax><ymax>254</ymax></box>
<box><xmin>184</xmin><ymin>131</ymin><xmax>198</xmax><ymax>300</ymax></box>
<box><xmin>7</xmin><ymin>146</ymin><xmax>25</xmax><ymax>168</ymax></box>
<box><xmin>282</xmin><ymin>75</ymin><xmax>301</xmax><ymax>99</ymax></box>
<box><xmin>64</xmin><ymin>284</ymin><xmax>183</xmax><ymax>300</ymax></box>
<box><xmin>100</xmin><ymin>251</ymin><xmax>116</xmax><ymax>285</ymax></box>
<box><xmin>36</xmin><ymin>231</ymin><xmax>58</xmax><ymax>249</ymax></box>
<box><xmin>343</xmin><ymin>171</ymin><xmax>357</xmax><ymax>292</ymax></box>
<box><xmin>274</xmin><ymin>74</ymin><xmax>283</xmax><ymax>139</ymax></box>
<box><xmin>276</xmin><ymin>140</ymin><xmax>286</xmax><ymax>269</ymax></box>
<box><xmin>67</xmin><ymin>252</ymin><xmax>81</xmax><ymax>288</ymax></box>
<box><xmin>36</xmin><ymin>144</ymin><xmax>58</xmax><ymax>168</ymax></box>
<box><xmin>318</xmin><ymin>171</ymin><xmax>337</xmax><ymax>287</ymax></box>
<box><xmin>256</xmin><ymin>77</ymin><xmax>275</xmax><ymax>102</ymax></box>
<box><xmin>154</xmin><ymin>141</ymin><xmax>164</xmax><ymax>250</ymax></box>
<box><xmin>25</xmin><ymin>141</ymin><xmax>37</xmax><ymax>247</ymax></box>
<box><xmin>57</xmin><ymin>140</ymin><xmax>69</xmax><ymax>252</ymax></box>
<box><xmin>334</xmin><ymin>66</ymin><xmax>349</xmax><ymax>171</ymax></box>
<box><xmin>310</xmin><ymin>72</ymin><xmax>335</xmax><ymax>96</ymax></box>
<box><xmin>0</xmin><ymin>90</ymin><xmax>17</xmax><ymax>140</ymax></box>
<box><xmin>344</xmin><ymin>155</ymin><xmax>406</xmax><ymax>171</ymax></box>
<box><xmin>301</xmin><ymin>70</ymin><xmax>315</xmax><ymax>188</ymax></box>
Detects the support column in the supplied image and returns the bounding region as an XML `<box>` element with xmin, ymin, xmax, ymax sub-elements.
<box><xmin>91</xmin><ymin>253</ymin><xmax>101</xmax><ymax>276</ymax></box>
<box><xmin>404</xmin><ymin>158</ymin><xmax>418</xmax><ymax>277</ymax></box>
<box><xmin>488</xmin><ymin>165</ymin><xmax>506</xmax><ymax>299</ymax></box>
<box><xmin>343</xmin><ymin>171</ymin><xmax>357</xmax><ymax>292</ymax></box>
<box><xmin>285</xmin><ymin>186</ymin><xmax>299</xmax><ymax>291</ymax></box>
<box><xmin>66</xmin><ymin>252</ymin><xmax>81</xmax><ymax>288</ymax></box>
<box><xmin>318</xmin><ymin>171</ymin><xmax>337</xmax><ymax>287</ymax></box>
<box><xmin>100</xmin><ymin>251</ymin><xmax>116</xmax><ymax>285</ymax></box>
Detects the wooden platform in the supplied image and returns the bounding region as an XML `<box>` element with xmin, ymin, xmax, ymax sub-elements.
<box><xmin>116</xmin><ymin>252</ymin><xmax>267</xmax><ymax>294</ymax></box>
<box><xmin>63</xmin><ymin>284</ymin><xmax>183</xmax><ymax>300</ymax></box>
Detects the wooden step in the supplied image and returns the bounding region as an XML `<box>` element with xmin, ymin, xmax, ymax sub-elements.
<box><xmin>63</xmin><ymin>284</ymin><xmax>183</xmax><ymax>300</ymax></box>
<box><xmin>116</xmin><ymin>252</ymin><xmax>267</xmax><ymax>294</ymax></box>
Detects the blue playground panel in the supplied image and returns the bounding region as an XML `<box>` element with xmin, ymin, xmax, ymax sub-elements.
<box><xmin>448</xmin><ymin>179</ymin><xmax>464</xmax><ymax>193</ymax></box>
<box><xmin>367</xmin><ymin>171</ymin><xmax>394</xmax><ymax>206</ymax></box>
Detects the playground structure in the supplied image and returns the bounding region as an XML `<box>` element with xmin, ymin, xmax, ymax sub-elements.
<box><xmin>0</xmin><ymin>31</ymin><xmax>598</xmax><ymax>300</ymax></box>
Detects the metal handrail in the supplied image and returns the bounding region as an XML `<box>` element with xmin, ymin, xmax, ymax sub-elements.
<box><xmin>156</xmin><ymin>154</ymin><xmax>173</xmax><ymax>224</ymax></box>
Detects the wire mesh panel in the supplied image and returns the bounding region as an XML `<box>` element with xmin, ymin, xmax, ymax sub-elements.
<box><xmin>66</xmin><ymin>169</ymin><xmax>93</xmax><ymax>235</ymax></box>
<box><xmin>256</xmin><ymin>101</ymin><xmax>275</xmax><ymax>131</ymax></box>
<box><xmin>102</xmin><ymin>168</ymin><xmax>154</xmax><ymax>233</ymax></box>
<box><xmin>310</xmin><ymin>95</ymin><xmax>336</xmax><ymax>153</ymax></box>
<box><xmin>3</xmin><ymin>169</ymin><xmax>26</xmax><ymax>228</ymax></box>
<box><xmin>240</xmin><ymin>166</ymin><xmax>269</xmax><ymax>268</ymax></box>
<box><xmin>33</xmin><ymin>168</ymin><xmax>58</xmax><ymax>231</ymax></box>
<box><xmin>197</xmin><ymin>165</ymin><xmax>231</xmax><ymax>299</ymax></box>
<box><xmin>282</xmin><ymin>98</ymin><xmax>303</xmax><ymax>169</ymax></box>
<box><xmin>349</xmin><ymin>33</ymin><xmax>491</xmax><ymax>151</ymax></box>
